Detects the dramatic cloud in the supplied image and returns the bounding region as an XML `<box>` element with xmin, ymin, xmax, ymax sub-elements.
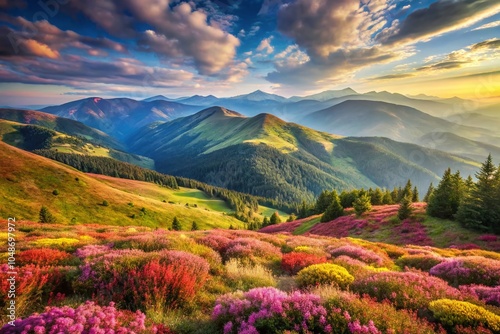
<box><xmin>257</xmin><ymin>37</ymin><xmax>274</xmax><ymax>54</ymax></box>
<box><xmin>70</xmin><ymin>0</ymin><xmax>241</xmax><ymax>76</ymax></box>
<box><xmin>378</xmin><ymin>0</ymin><xmax>500</xmax><ymax>45</ymax></box>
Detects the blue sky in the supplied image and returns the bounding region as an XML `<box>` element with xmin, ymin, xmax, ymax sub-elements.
<box><xmin>0</xmin><ymin>0</ymin><xmax>499</xmax><ymax>106</ymax></box>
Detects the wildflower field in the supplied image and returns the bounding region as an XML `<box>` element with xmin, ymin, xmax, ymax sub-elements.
<box><xmin>2</xmin><ymin>221</ymin><xmax>500</xmax><ymax>333</ymax></box>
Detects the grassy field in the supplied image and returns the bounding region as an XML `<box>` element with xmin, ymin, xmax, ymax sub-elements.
<box><xmin>0</xmin><ymin>141</ymin><xmax>243</xmax><ymax>229</ymax></box>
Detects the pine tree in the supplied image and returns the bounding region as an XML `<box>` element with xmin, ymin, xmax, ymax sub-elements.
<box><xmin>412</xmin><ymin>186</ymin><xmax>419</xmax><ymax>202</ymax></box>
<box><xmin>353</xmin><ymin>194</ymin><xmax>372</xmax><ymax>216</ymax></box>
<box><xmin>286</xmin><ymin>213</ymin><xmax>297</xmax><ymax>222</ymax></box>
<box><xmin>321</xmin><ymin>191</ymin><xmax>344</xmax><ymax>222</ymax></box>
<box><xmin>382</xmin><ymin>190</ymin><xmax>393</xmax><ymax>204</ymax></box>
<box><xmin>262</xmin><ymin>217</ymin><xmax>270</xmax><ymax>227</ymax></box>
<box><xmin>398</xmin><ymin>195</ymin><xmax>413</xmax><ymax>220</ymax></box>
<box><xmin>172</xmin><ymin>216</ymin><xmax>181</xmax><ymax>231</ymax></box>
<box><xmin>427</xmin><ymin>168</ymin><xmax>463</xmax><ymax>219</ymax></box>
<box><xmin>39</xmin><ymin>206</ymin><xmax>56</xmax><ymax>223</ymax></box>
<box><xmin>270</xmin><ymin>212</ymin><xmax>281</xmax><ymax>225</ymax></box>
<box><xmin>191</xmin><ymin>221</ymin><xmax>199</xmax><ymax>231</ymax></box>
<box><xmin>457</xmin><ymin>155</ymin><xmax>500</xmax><ymax>232</ymax></box>
<box><xmin>423</xmin><ymin>183</ymin><xmax>434</xmax><ymax>203</ymax></box>
<box><xmin>401</xmin><ymin>180</ymin><xmax>413</xmax><ymax>201</ymax></box>
<box><xmin>371</xmin><ymin>188</ymin><xmax>384</xmax><ymax>205</ymax></box>
<box><xmin>315</xmin><ymin>190</ymin><xmax>333</xmax><ymax>214</ymax></box>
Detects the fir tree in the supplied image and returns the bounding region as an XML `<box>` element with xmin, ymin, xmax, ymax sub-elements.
<box><xmin>353</xmin><ymin>194</ymin><xmax>372</xmax><ymax>216</ymax></box>
<box><xmin>371</xmin><ymin>188</ymin><xmax>384</xmax><ymax>205</ymax></box>
<box><xmin>172</xmin><ymin>216</ymin><xmax>181</xmax><ymax>231</ymax></box>
<box><xmin>382</xmin><ymin>190</ymin><xmax>393</xmax><ymax>205</ymax></box>
<box><xmin>423</xmin><ymin>183</ymin><xmax>434</xmax><ymax>203</ymax></box>
<box><xmin>398</xmin><ymin>195</ymin><xmax>413</xmax><ymax>220</ymax></box>
<box><xmin>39</xmin><ymin>206</ymin><xmax>56</xmax><ymax>223</ymax></box>
<box><xmin>315</xmin><ymin>190</ymin><xmax>333</xmax><ymax>214</ymax></box>
<box><xmin>191</xmin><ymin>221</ymin><xmax>199</xmax><ymax>231</ymax></box>
<box><xmin>412</xmin><ymin>186</ymin><xmax>419</xmax><ymax>202</ymax></box>
<box><xmin>401</xmin><ymin>180</ymin><xmax>413</xmax><ymax>201</ymax></box>
<box><xmin>270</xmin><ymin>212</ymin><xmax>281</xmax><ymax>225</ymax></box>
<box><xmin>321</xmin><ymin>191</ymin><xmax>344</xmax><ymax>222</ymax></box>
<box><xmin>427</xmin><ymin>168</ymin><xmax>461</xmax><ymax>219</ymax></box>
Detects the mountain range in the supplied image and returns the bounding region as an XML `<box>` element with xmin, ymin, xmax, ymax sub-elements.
<box><xmin>1</xmin><ymin>88</ymin><xmax>498</xmax><ymax>203</ymax></box>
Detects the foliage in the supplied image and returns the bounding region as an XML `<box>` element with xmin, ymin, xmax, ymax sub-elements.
<box><xmin>39</xmin><ymin>206</ymin><xmax>56</xmax><ymax>223</ymax></box>
<box><xmin>353</xmin><ymin>194</ymin><xmax>372</xmax><ymax>216</ymax></box>
<box><xmin>397</xmin><ymin>195</ymin><xmax>413</xmax><ymax>220</ymax></box>
<box><xmin>429</xmin><ymin>256</ymin><xmax>500</xmax><ymax>287</ymax></box>
<box><xmin>18</xmin><ymin>248</ymin><xmax>71</xmax><ymax>266</ymax></box>
<box><xmin>225</xmin><ymin>259</ymin><xmax>276</xmax><ymax>290</ymax></box>
<box><xmin>172</xmin><ymin>216</ymin><xmax>182</xmax><ymax>231</ymax></box>
<box><xmin>296</xmin><ymin>263</ymin><xmax>354</xmax><ymax>289</ymax></box>
<box><xmin>212</xmin><ymin>287</ymin><xmax>332</xmax><ymax>334</ymax></box>
<box><xmin>281</xmin><ymin>252</ymin><xmax>328</xmax><ymax>275</ymax></box>
<box><xmin>328</xmin><ymin>245</ymin><xmax>388</xmax><ymax>267</ymax></box>
<box><xmin>427</xmin><ymin>168</ymin><xmax>465</xmax><ymax>219</ymax></box>
<box><xmin>321</xmin><ymin>190</ymin><xmax>344</xmax><ymax>222</ymax></box>
<box><xmin>395</xmin><ymin>253</ymin><xmax>444</xmax><ymax>271</ymax></box>
<box><xmin>429</xmin><ymin>299</ymin><xmax>500</xmax><ymax>332</ymax></box>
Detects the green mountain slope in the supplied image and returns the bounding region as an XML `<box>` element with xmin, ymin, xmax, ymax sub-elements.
<box><xmin>0</xmin><ymin>141</ymin><xmax>244</xmax><ymax>229</ymax></box>
<box><xmin>130</xmin><ymin>107</ymin><xmax>480</xmax><ymax>202</ymax></box>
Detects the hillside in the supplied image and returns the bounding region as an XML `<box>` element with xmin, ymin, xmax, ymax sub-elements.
<box><xmin>0</xmin><ymin>119</ymin><xmax>155</xmax><ymax>169</ymax></box>
<box><xmin>300</xmin><ymin>100</ymin><xmax>500</xmax><ymax>148</ymax></box>
<box><xmin>129</xmin><ymin>107</ymin><xmax>480</xmax><ymax>202</ymax></box>
<box><xmin>0</xmin><ymin>108</ymin><xmax>122</xmax><ymax>149</ymax></box>
<box><xmin>0</xmin><ymin>141</ymin><xmax>244</xmax><ymax>229</ymax></box>
<box><xmin>41</xmin><ymin>97</ymin><xmax>202</xmax><ymax>141</ymax></box>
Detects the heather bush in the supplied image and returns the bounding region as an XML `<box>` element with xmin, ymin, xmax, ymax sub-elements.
<box><xmin>395</xmin><ymin>253</ymin><xmax>445</xmax><ymax>271</ymax></box>
<box><xmin>113</xmin><ymin>231</ymin><xmax>170</xmax><ymax>252</ymax></box>
<box><xmin>429</xmin><ymin>299</ymin><xmax>500</xmax><ymax>332</ymax></box>
<box><xmin>328</xmin><ymin>245</ymin><xmax>388</xmax><ymax>267</ymax></box>
<box><xmin>351</xmin><ymin>270</ymin><xmax>462</xmax><ymax>310</ymax></box>
<box><xmin>0</xmin><ymin>301</ymin><xmax>165</xmax><ymax>333</ymax></box>
<box><xmin>333</xmin><ymin>255</ymin><xmax>389</xmax><ymax>279</ymax></box>
<box><xmin>460</xmin><ymin>285</ymin><xmax>500</xmax><ymax>307</ymax></box>
<box><xmin>167</xmin><ymin>236</ymin><xmax>223</xmax><ymax>273</ymax></box>
<box><xmin>225</xmin><ymin>258</ymin><xmax>276</xmax><ymax>290</ymax></box>
<box><xmin>293</xmin><ymin>245</ymin><xmax>327</xmax><ymax>256</ymax></box>
<box><xmin>18</xmin><ymin>248</ymin><xmax>71</xmax><ymax>266</ymax></box>
<box><xmin>212</xmin><ymin>287</ymin><xmax>332</xmax><ymax>333</ymax></box>
<box><xmin>74</xmin><ymin>244</ymin><xmax>113</xmax><ymax>259</ymax></box>
<box><xmin>324</xmin><ymin>289</ymin><xmax>442</xmax><ymax>334</ymax></box>
<box><xmin>224</xmin><ymin>237</ymin><xmax>281</xmax><ymax>261</ymax></box>
<box><xmin>198</xmin><ymin>234</ymin><xmax>232</xmax><ymax>254</ymax></box>
<box><xmin>296</xmin><ymin>263</ymin><xmax>354</xmax><ymax>289</ymax></box>
<box><xmin>429</xmin><ymin>256</ymin><xmax>500</xmax><ymax>286</ymax></box>
<box><xmin>285</xmin><ymin>235</ymin><xmax>327</xmax><ymax>249</ymax></box>
<box><xmin>281</xmin><ymin>252</ymin><xmax>328</xmax><ymax>274</ymax></box>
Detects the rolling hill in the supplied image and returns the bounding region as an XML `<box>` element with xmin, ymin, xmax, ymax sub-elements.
<box><xmin>129</xmin><ymin>107</ymin><xmax>480</xmax><ymax>202</ymax></box>
<box><xmin>41</xmin><ymin>97</ymin><xmax>202</xmax><ymax>141</ymax></box>
<box><xmin>0</xmin><ymin>140</ymin><xmax>245</xmax><ymax>229</ymax></box>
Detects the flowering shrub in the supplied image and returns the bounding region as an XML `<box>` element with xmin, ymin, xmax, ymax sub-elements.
<box><xmin>113</xmin><ymin>231</ymin><xmax>170</xmax><ymax>252</ymax></box>
<box><xmin>477</xmin><ymin>235</ymin><xmax>498</xmax><ymax>242</ymax></box>
<box><xmin>74</xmin><ymin>244</ymin><xmax>113</xmax><ymax>259</ymax></box>
<box><xmin>296</xmin><ymin>263</ymin><xmax>354</xmax><ymax>289</ymax></box>
<box><xmin>212</xmin><ymin>287</ymin><xmax>332</xmax><ymax>333</ymax></box>
<box><xmin>351</xmin><ymin>270</ymin><xmax>461</xmax><ymax>310</ymax></box>
<box><xmin>324</xmin><ymin>290</ymin><xmax>441</xmax><ymax>334</ymax></box>
<box><xmin>460</xmin><ymin>285</ymin><xmax>500</xmax><ymax>307</ymax></box>
<box><xmin>395</xmin><ymin>253</ymin><xmax>444</xmax><ymax>271</ymax></box>
<box><xmin>281</xmin><ymin>252</ymin><xmax>328</xmax><ymax>274</ymax></box>
<box><xmin>429</xmin><ymin>299</ymin><xmax>500</xmax><ymax>332</ymax></box>
<box><xmin>198</xmin><ymin>234</ymin><xmax>232</xmax><ymax>254</ymax></box>
<box><xmin>0</xmin><ymin>301</ymin><xmax>165</xmax><ymax>333</ymax></box>
<box><xmin>333</xmin><ymin>256</ymin><xmax>389</xmax><ymax>279</ymax></box>
<box><xmin>429</xmin><ymin>256</ymin><xmax>500</xmax><ymax>286</ymax></box>
<box><xmin>224</xmin><ymin>237</ymin><xmax>281</xmax><ymax>261</ymax></box>
<box><xmin>18</xmin><ymin>248</ymin><xmax>71</xmax><ymax>266</ymax></box>
<box><xmin>328</xmin><ymin>245</ymin><xmax>387</xmax><ymax>267</ymax></box>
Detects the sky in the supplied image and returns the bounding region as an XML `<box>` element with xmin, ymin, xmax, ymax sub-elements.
<box><xmin>0</xmin><ymin>0</ymin><xmax>499</xmax><ymax>106</ymax></box>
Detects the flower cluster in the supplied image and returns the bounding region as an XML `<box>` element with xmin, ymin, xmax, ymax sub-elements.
<box><xmin>296</xmin><ymin>263</ymin><xmax>354</xmax><ymax>289</ymax></box>
<box><xmin>212</xmin><ymin>287</ymin><xmax>332</xmax><ymax>334</ymax></box>
<box><xmin>18</xmin><ymin>248</ymin><xmax>71</xmax><ymax>266</ymax></box>
<box><xmin>328</xmin><ymin>245</ymin><xmax>387</xmax><ymax>267</ymax></box>
<box><xmin>224</xmin><ymin>237</ymin><xmax>281</xmax><ymax>260</ymax></box>
<box><xmin>281</xmin><ymin>252</ymin><xmax>328</xmax><ymax>274</ymax></box>
<box><xmin>429</xmin><ymin>256</ymin><xmax>500</xmax><ymax>286</ymax></box>
<box><xmin>395</xmin><ymin>253</ymin><xmax>444</xmax><ymax>271</ymax></box>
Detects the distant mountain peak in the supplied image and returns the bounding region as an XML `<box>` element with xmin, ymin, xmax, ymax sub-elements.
<box><xmin>234</xmin><ymin>90</ymin><xmax>287</xmax><ymax>102</ymax></box>
<box><xmin>196</xmin><ymin>106</ymin><xmax>244</xmax><ymax>118</ymax></box>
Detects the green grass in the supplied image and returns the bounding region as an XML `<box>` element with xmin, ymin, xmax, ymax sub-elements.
<box><xmin>293</xmin><ymin>216</ymin><xmax>321</xmax><ymax>235</ymax></box>
<box><xmin>0</xmin><ymin>141</ymin><xmax>244</xmax><ymax>230</ymax></box>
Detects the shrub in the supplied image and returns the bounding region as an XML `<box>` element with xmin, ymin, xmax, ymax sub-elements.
<box><xmin>430</xmin><ymin>256</ymin><xmax>500</xmax><ymax>287</ymax></box>
<box><xmin>102</xmin><ymin>200</ymin><xmax>109</xmax><ymax>206</ymax></box>
<box><xmin>74</xmin><ymin>244</ymin><xmax>113</xmax><ymax>259</ymax></box>
<box><xmin>52</xmin><ymin>189</ymin><xmax>59</xmax><ymax>196</ymax></box>
<box><xmin>328</xmin><ymin>245</ymin><xmax>388</xmax><ymax>267</ymax></box>
<box><xmin>396</xmin><ymin>253</ymin><xmax>444</xmax><ymax>271</ymax></box>
<box><xmin>0</xmin><ymin>301</ymin><xmax>160</xmax><ymax>333</ymax></box>
<box><xmin>333</xmin><ymin>256</ymin><xmax>389</xmax><ymax>279</ymax></box>
<box><xmin>198</xmin><ymin>234</ymin><xmax>232</xmax><ymax>254</ymax></box>
<box><xmin>224</xmin><ymin>237</ymin><xmax>281</xmax><ymax>261</ymax></box>
<box><xmin>39</xmin><ymin>206</ymin><xmax>56</xmax><ymax>223</ymax></box>
<box><xmin>460</xmin><ymin>285</ymin><xmax>500</xmax><ymax>307</ymax></box>
<box><xmin>212</xmin><ymin>287</ymin><xmax>332</xmax><ymax>333</ymax></box>
<box><xmin>429</xmin><ymin>299</ymin><xmax>500</xmax><ymax>332</ymax></box>
<box><xmin>18</xmin><ymin>248</ymin><xmax>71</xmax><ymax>266</ymax></box>
<box><xmin>281</xmin><ymin>252</ymin><xmax>328</xmax><ymax>274</ymax></box>
<box><xmin>351</xmin><ymin>270</ymin><xmax>461</xmax><ymax>310</ymax></box>
<box><xmin>324</xmin><ymin>290</ymin><xmax>441</xmax><ymax>334</ymax></box>
<box><xmin>296</xmin><ymin>263</ymin><xmax>354</xmax><ymax>289</ymax></box>
<box><xmin>225</xmin><ymin>259</ymin><xmax>276</xmax><ymax>290</ymax></box>
<box><xmin>113</xmin><ymin>232</ymin><xmax>171</xmax><ymax>252</ymax></box>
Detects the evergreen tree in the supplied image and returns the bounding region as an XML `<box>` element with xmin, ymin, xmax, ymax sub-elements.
<box><xmin>412</xmin><ymin>186</ymin><xmax>419</xmax><ymax>202</ymax></box>
<box><xmin>353</xmin><ymin>194</ymin><xmax>372</xmax><ymax>216</ymax></box>
<box><xmin>340</xmin><ymin>190</ymin><xmax>358</xmax><ymax>208</ymax></box>
<box><xmin>286</xmin><ymin>213</ymin><xmax>297</xmax><ymax>222</ymax></box>
<box><xmin>320</xmin><ymin>191</ymin><xmax>344</xmax><ymax>222</ymax></box>
<box><xmin>401</xmin><ymin>180</ymin><xmax>413</xmax><ymax>201</ymax></box>
<box><xmin>427</xmin><ymin>168</ymin><xmax>458</xmax><ymax>219</ymax></box>
<box><xmin>262</xmin><ymin>217</ymin><xmax>270</xmax><ymax>227</ymax></box>
<box><xmin>172</xmin><ymin>216</ymin><xmax>181</xmax><ymax>231</ymax></box>
<box><xmin>457</xmin><ymin>155</ymin><xmax>500</xmax><ymax>232</ymax></box>
<box><xmin>423</xmin><ymin>183</ymin><xmax>434</xmax><ymax>203</ymax></box>
<box><xmin>191</xmin><ymin>221</ymin><xmax>199</xmax><ymax>231</ymax></box>
<box><xmin>382</xmin><ymin>190</ymin><xmax>393</xmax><ymax>205</ymax></box>
<box><xmin>390</xmin><ymin>187</ymin><xmax>399</xmax><ymax>203</ymax></box>
<box><xmin>371</xmin><ymin>188</ymin><xmax>384</xmax><ymax>205</ymax></box>
<box><xmin>315</xmin><ymin>190</ymin><xmax>333</xmax><ymax>214</ymax></box>
<box><xmin>398</xmin><ymin>195</ymin><xmax>413</xmax><ymax>220</ymax></box>
<box><xmin>270</xmin><ymin>212</ymin><xmax>281</xmax><ymax>225</ymax></box>
<box><xmin>39</xmin><ymin>206</ymin><xmax>56</xmax><ymax>223</ymax></box>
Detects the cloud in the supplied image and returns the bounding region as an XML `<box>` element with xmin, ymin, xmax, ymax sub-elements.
<box><xmin>470</xmin><ymin>38</ymin><xmax>500</xmax><ymax>51</ymax></box>
<box><xmin>377</xmin><ymin>0</ymin><xmax>500</xmax><ymax>45</ymax></box>
<box><xmin>472</xmin><ymin>20</ymin><xmax>500</xmax><ymax>31</ymax></box>
<box><xmin>257</xmin><ymin>37</ymin><xmax>274</xmax><ymax>54</ymax></box>
<box><xmin>0</xmin><ymin>16</ymin><xmax>127</xmax><ymax>58</ymax></box>
<box><xmin>71</xmin><ymin>0</ymin><xmax>240</xmax><ymax>76</ymax></box>
<box><xmin>369</xmin><ymin>73</ymin><xmax>414</xmax><ymax>81</ymax></box>
<box><xmin>0</xmin><ymin>0</ymin><xmax>25</xmax><ymax>9</ymax></box>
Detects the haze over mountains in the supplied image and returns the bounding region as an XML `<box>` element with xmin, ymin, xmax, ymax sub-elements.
<box><xmin>1</xmin><ymin>88</ymin><xmax>498</xmax><ymax>202</ymax></box>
